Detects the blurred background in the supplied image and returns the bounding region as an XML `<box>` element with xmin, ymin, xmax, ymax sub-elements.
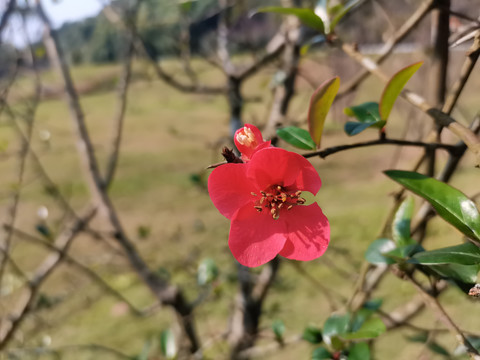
<box><xmin>0</xmin><ymin>0</ymin><xmax>479</xmax><ymax>359</ymax></box>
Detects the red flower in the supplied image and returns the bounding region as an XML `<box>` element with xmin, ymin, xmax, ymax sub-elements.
<box><xmin>234</xmin><ymin>124</ymin><xmax>271</xmax><ymax>162</ymax></box>
<box><xmin>208</xmin><ymin>147</ymin><xmax>330</xmax><ymax>267</ymax></box>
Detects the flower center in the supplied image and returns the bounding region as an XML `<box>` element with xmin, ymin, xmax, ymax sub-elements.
<box><xmin>251</xmin><ymin>185</ymin><xmax>306</xmax><ymax>220</ymax></box>
<box><xmin>236</xmin><ymin>127</ymin><xmax>257</xmax><ymax>147</ymax></box>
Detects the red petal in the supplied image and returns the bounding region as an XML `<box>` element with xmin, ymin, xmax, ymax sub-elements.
<box><xmin>279</xmin><ymin>204</ymin><xmax>329</xmax><ymax>261</ymax></box>
<box><xmin>208</xmin><ymin>163</ymin><xmax>253</xmax><ymax>219</ymax></box>
<box><xmin>247</xmin><ymin>148</ymin><xmax>321</xmax><ymax>192</ymax></box>
<box><xmin>234</xmin><ymin>124</ymin><xmax>265</xmax><ymax>160</ymax></box>
<box><xmin>229</xmin><ymin>204</ymin><xmax>287</xmax><ymax>267</ymax></box>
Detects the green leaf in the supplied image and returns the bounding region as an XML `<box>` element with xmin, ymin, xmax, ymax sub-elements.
<box><xmin>383</xmin><ymin>244</ymin><xmax>424</xmax><ymax>262</ymax></box>
<box><xmin>302</xmin><ymin>325</ymin><xmax>323</xmax><ymax>344</ymax></box>
<box><xmin>379</xmin><ymin>61</ymin><xmax>423</xmax><ymax>121</ymax></box>
<box><xmin>344</xmin><ymin>121</ymin><xmax>385</xmax><ymax>136</ymax></box>
<box><xmin>348</xmin><ymin>342</ymin><xmax>370</xmax><ymax>360</ymax></box>
<box><xmin>323</xmin><ymin>313</ymin><xmax>350</xmax><ymax>337</ymax></box>
<box><xmin>277</xmin><ymin>126</ymin><xmax>316</xmax><ymax>150</ymax></box>
<box><xmin>385</xmin><ymin>170</ymin><xmax>480</xmax><ymax>240</ymax></box>
<box><xmin>409</xmin><ymin>242</ymin><xmax>480</xmax><ymax>265</ymax></box>
<box><xmin>363</xmin><ymin>298</ymin><xmax>383</xmax><ymax>311</ymax></box>
<box><xmin>392</xmin><ymin>197</ymin><xmax>415</xmax><ymax>246</ymax></box>
<box><xmin>197</xmin><ymin>258</ymin><xmax>219</xmax><ymax>286</ymax></box>
<box><xmin>257</xmin><ymin>7</ymin><xmax>324</xmax><ymax>32</ymax></box>
<box><xmin>329</xmin><ymin>0</ymin><xmax>359</xmax><ymax>32</ymax></box>
<box><xmin>428</xmin><ymin>263</ymin><xmax>479</xmax><ymax>284</ymax></box>
<box><xmin>312</xmin><ymin>347</ymin><xmax>333</xmax><ymax>360</ymax></box>
<box><xmin>160</xmin><ymin>329</ymin><xmax>177</xmax><ymax>359</ymax></box>
<box><xmin>272</xmin><ymin>319</ymin><xmax>285</xmax><ymax>342</ymax></box>
<box><xmin>365</xmin><ymin>238</ymin><xmax>396</xmax><ymax>264</ymax></box>
<box><xmin>308</xmin><ymin>76</ymin><xmax>340</xmax><ymax>148</ymax></box>
<box><xmin>406</xmin><ymin>333</ymin><xmax>450</xmax><ymax>357</ymax></box>
<box><xmin>344</xmin><ymin>102</ymin><xmax>381</xmax><ymax>123</ymax></box>
<box><xmin>341</xmin><ymin>317</ymin><xmax>386</xmax><ymax>340</ymax></box>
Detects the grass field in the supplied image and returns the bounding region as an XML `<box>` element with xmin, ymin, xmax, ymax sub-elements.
<box><xmin>1</xmin><ymin>52</ymin><xmax>479</xmax><ymax>359</ymax></box>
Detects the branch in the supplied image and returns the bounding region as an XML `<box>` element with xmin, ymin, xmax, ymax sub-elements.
<box><xmin>405</xmin><ymin>274</ymin><xmax>480</xmax><ymax>359</ymax></box>
<box><xmin>303</xmin><ymin>137</ymin><xmax>458</xmax><ymax>159</ymax></box>
<box><xmin>0</xmin><ymin>0</ymin><xmax>16</xmax><ymax>40</ymax></box>
<box><xmin>339</xmin><ymin>41</ymin><xmax>480</xmax><ymax>166</ymax></box>
<box><xmin>337</xmin><ymin>0</ymin><xmax>434</xmax><ymax>98</ymax></box>
<box><xmin>36</xmin><ymin>1</ymin><xmax>200</xmax><ymax>352</ymax></box>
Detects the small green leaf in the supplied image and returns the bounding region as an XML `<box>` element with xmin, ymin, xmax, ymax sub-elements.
<box><xmin>379</xmin><ymin>62</ymin><xmax>423</xmax><ymax>121</ymax></box>
<box><xmin>385</xmin><ymin>170</ymin><xmax>480</xmax><ymax>240</ymax></box>
<box><xmin>344</xmin><ymin>102</ymin><xmax>381</xmax><ymax>123</ymax></box>
<box><xmin>312</xmin><ymin>347</ymin><xmax>332</xmax><ymax>360</ymax></box>
<box><xmin>197</xmin><ymin>258</ymin><xmax>219</xmax><ymax>286</ymax></box>
<box><xmin>257</xmin><ymin>7</ymin><xmax>324</xmax><ymax>32</ymax></box>
<box><xmin>302</xmin><ymin>325</ymin><xmax>323</xmax><ymax>344</ymax></box>
<box><xmin>348</xmin><ymin>342</ymin><xmax>370</xmax><ymax>360</ymax></box>
<box><xmin>383</xmin><ymin>244</ymin><xmax>423</xmax><ymax>262</ymax></box>
<box><xmin>392</xmin><ymin>197</ymin><xmax>415</xmax><ymax>246</ymax></box>
<box><xmin>363</xmin><ymin>298</ymin><xmax>383</xmax><ymax>311</ymax></box>
<box><xmin>409</xmin><ymin>242</ymin><xmax>480</xmax><ymax>265</ymax></box>
<box><xmin>277</xmin><ymin>126</ymin><xmax>316</xmax><ymax>150</ymax></box>
<box><xmin>344</xmin><ymin>121</ymin><xmax>385</xmax><ymax>136</ymax></box>
<box><xmin>365</xmin><ymin>238</ymin><xmax>396</xmax><ymax>264</ymax></box>
<box><xmin>308</xmin><ymin>76</ymin><xmax>340</xmax><ymax>148</ymax></box>
<box><xmin>272</xmin><ymin>319</ymin><xmax>285</xmax><ymax>342</ymax></box>
<box><xmin>323</xmin><ymin>313</ymin><xmax>350</xmax><ymax>337</ymax></box>
<box><xmin>341</xmin><ymin>317</ymin><xmax>386</xmax><ymax>340</ymax></box>
<box><xmin>160</xmin><ymin>329</ymin><xmax>177</xmax><ymax>359</ymax></box>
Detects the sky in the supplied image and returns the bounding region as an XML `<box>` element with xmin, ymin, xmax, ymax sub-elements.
<box><xmin>2</xmin><ymin>0</ymin><xmax>104</xmax><ymax>47</ymax></box>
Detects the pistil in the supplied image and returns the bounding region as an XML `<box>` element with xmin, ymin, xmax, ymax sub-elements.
<box><xmin>252</xmin><ymin>184</ymin><xmax>306</xmax><ymax>219</ymax></box>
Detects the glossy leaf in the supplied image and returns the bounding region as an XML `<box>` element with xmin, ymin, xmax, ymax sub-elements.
<box><xmin>409</xmin><ymin>242</ymin><xmax>480</xmax><ymax>265</ymax></box>
<box><xmin>383</xmin><ymin>244</ymin><xmax>423</xmax><ymax>262</ymax></box>
<box><xmin>392</xmin><ymin>197</ymin><xmax>415</xmax><ymax>246</ymax></box>
<box><xmin>197</xmin><ymin>258</ymin><xmax>219</xmax><ymax>286</ymax></box>
<box><xmin>160</xmin><ymin>329</ymin><xmax>177</xmax><ymax>359</ymax></box>
<box><xmin>348</xmin><ymin>342</ymin><xmax>370</xmax><ymax>360</ymax></box>
<box><xmin>323</xmin><ymin>313</ymin><xmax>350</xmax><ymax>337</ymax></box>
<box><xmin>428</xmin><ymin>263</ymin><xmax>479</xmax><ymax>284</ymax></box>
<box><xmin>312</xmin><ymin>347</ymin><xmax>333</xmax><ymax>360</ymax></box>
<box><xmin>277</xmin><ymin>126</ymin><xmax>316</xmax><ymax>150</ymax></box>
<box><xmin>385</xmin><ymin>170</ymin><xmax>480</xmax><ymax>240</ymax></box>
<box><xmin>379</xmin><ymin>61</ymin><xmax>423</xmax><ymax>120</ymax></box>
<box><xmin>365</xmin><ymin>238</ymin><xmax>396</xmax><ymax>264</ymax></box>
<box><xmin>344</xmin><ymin>102</ymin><xmax>381</xmax><ymax>123</ymax></box>
<box><xmin>303</xmin><ymin>325</ymin><xmax>323</xmax><ymax>344</ymax></box>
<box><xmin>308</xmin><ymin>76</ymin><xmax>340</xmax><ymax>148</ymax></box>
<box><xmin>341</xmin><ymin>317</ymin><xmax>386</xmax><ymax>340</ymax></box>
<box><xmin>257</xmin><ymin>7</ymin><xmax>324</xmax><ymax>32</ymax></box>
<box><xmin>344</xmin><ymin>121</ymin><xmax>385</xmax><ymax>136</ymax></box>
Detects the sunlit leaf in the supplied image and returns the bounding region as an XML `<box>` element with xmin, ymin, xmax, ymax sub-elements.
<box><xmin>409</xmin><ymin>242</ymin><xmax>480</xmax><ymax>265</ymax></box>
<box><xmin>379</xmin><ymin>62</ymin><xmax>423</xmax><ymax>120</ymax></box>
<box><xmin>365</xmin><ymin>238</ymin><xmax>396</xmax><ymax>264</ymax></box>
<box><xmin>323</xmin><ymin>313</ymin><xmax>350</xmax><ymax>337</ymax></box>
<box><xmin>392</xmin><ymin>197</ymin><xmax>415</xmax><ymax>247</ymax></box>
<box><xmin>308</xmin><ymin>76</ymin><xmax>340</xmax><ymax>147</ymax></box>
<box><xmin>257</xmin><ymin>7</ymin><xmax>324</xmax><ymax>32</ymax></box>
<box><xmin>341</xmin><ymin>317</ymin><xmax>386</xmax><ymax>340</ymax></box>
<box><xmin>277</xmin><ymin>126</ymin><xmax>316</xmax><ymax>150</ymax></box>
<box><xmin>385</xmin><ymin>170</ymin><xmax>480</xmax><ymax>240</ymax></box>
<box><xmin>160</xmin><ymin>329</ymin><xmax>177</xmax><ymax>359</ymax></box>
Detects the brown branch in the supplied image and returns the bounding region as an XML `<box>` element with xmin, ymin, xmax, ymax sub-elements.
<box><xmin>339</xmin><ymin>41</ymin><xmax>480</xmax><ymax>166</ymax></box>
<box><xmin>5</xmin><ymin>225</ymin><xmax>152</xmax><ymax>317</ymax></box>
<box><xmin>337</xmin><ymin>0</ymin><xmax>434</xmax><ymax>98</ymax></box>
<box><xmin>406</xmin><ymin>274</ymin><xmax>480</xmax><ymax>359</ymax></box>
<box><xmin>303</xmin><ymin>137</ymin><xmax>458</xmax><ymax>159</ymax></box>
<box><xmin>36</xmin><ymin>0</ymin><xmax>200</xmax><ymax>352</ymax></box>
<box><xmin>0</xmin><ymin>208</ymin><xmax>96</xmax><ymax>350</ymax></box>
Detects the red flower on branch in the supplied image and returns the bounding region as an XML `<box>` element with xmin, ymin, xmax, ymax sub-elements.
<box><xmin>208</xmin><ymin>147</ymin><xmax>330</xmax><ymax>267</ymax></box>
<box><xmin>234</xmin><ymin>124</ymin><xmax>271</xmax><ymax>162</ymax></box>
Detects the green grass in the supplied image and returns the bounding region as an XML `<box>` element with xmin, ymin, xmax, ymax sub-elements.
<box><xmin>0</xmin><ymin>54</ymin><xmax>478</xmax><ymax>360</ymax></box>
